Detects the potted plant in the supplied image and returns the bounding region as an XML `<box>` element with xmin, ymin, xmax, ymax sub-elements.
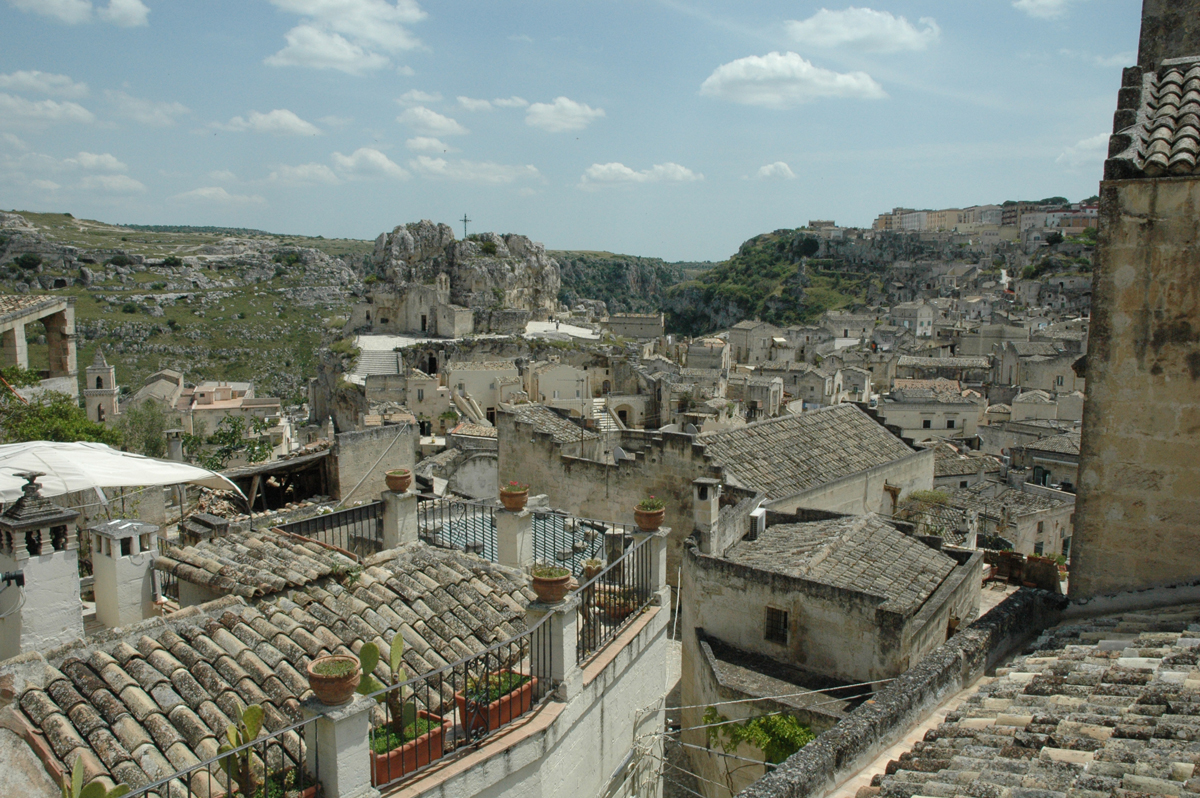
<box><xmin>385</xmin><ymin>468</ymin><xmax>413</xmax><ymax>493</ymax></box>
<box><xmin>634</xmin><ymin>495</ymin><xmax>666</xmax><ymax>531</ymax></box>
<box><xmin>454</xmin><ymin>670</ymin><xmax>537</xmax><ymax>738</ymax></box>
<box><xmin>599</xmin><ymin>586</ymin><xmax>642</xmax><ymax>623</ymax></box>
<box><xmin>582</xmin><ymin>558</ymin><xmax>604</xmax><ymax>582</ymax></box>
<box><xmin>359</xmin><ymin>636</ymin><xmax>451</xmax><ymax>785</ymax></box>
<box><xmin>500</xmin><ymin>480</ymin><xmax>530</xmax><ymax>511</ymax></box>
<box><xmin>531</xmin><ymin>563</ymin><xmax>571</xmax><ymax>603</ymax></box>
<box><xmin>307</xmin><ymin>654</ymin><xmax>361</xmax><ymax>705</ymax></box>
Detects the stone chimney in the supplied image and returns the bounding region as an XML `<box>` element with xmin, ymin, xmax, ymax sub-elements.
<box><xmin>0</xmin><ymin>472</ymin><xmax>82</xmax><ymax>659</ymax></box>
<box><xmin>89</xmin><ymin>519</ymin><xmax>159</xmax><ymax>629</ymax></box>
<box><xmin>166</xmin><ymin>428</ymin><xmax>184</xmax><ymax>462</ymax></box>
<box><xmin>692</xmin><ymin>478</ymin><xmax>721</xmax><ymax>553</ymax></box>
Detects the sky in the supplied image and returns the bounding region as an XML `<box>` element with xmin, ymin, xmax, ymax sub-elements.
<box><xmin>0</xmin><ymin>0</ymin><xmax>1141</xmax><ymax>261</ymax></box>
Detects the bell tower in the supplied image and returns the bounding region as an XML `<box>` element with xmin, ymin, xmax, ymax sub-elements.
<box><xmin>84</xmin><ymin>349</ymin><xmax>120</xmax><ymax>424</ymax></box>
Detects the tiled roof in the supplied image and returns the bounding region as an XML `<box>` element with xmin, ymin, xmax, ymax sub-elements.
<box><xmin>723</xmin><ymin>514</ymin><xmax>956</xmax><ymax>614</ymax></box>
<box><xmin>943</xmin><ymin>482</ymin><xmax>1069</xmax><ymax>518</ymax></box>
<box><xmin>155</xmin><ymin>529</ymin><xmax>360</xmax><ymax>599</ymax></box>
<box><xmin>4</xmin><ymin>544</ymin><xmax>531</xmax><ymax>793</ymax></box>
<box><xmin>934</xmin><ymin>445</ymin><xmax>1001</xmax><ymax>477</ymax></box>
<box><xmin>450</xmin><ymin>422</ymin><xmax>498</xmax><ymax>438</ymax></box>
<box><xmin>0</xmin><ymin>294</ymin><xmax>62</xmax><ymax>321</ymax></box>
<box><xmin>446</xmin><ymin>361</ymin><xmax>518</xmax><ymax>372</ymax></box>
<box><xmin>1025</xmin><ymin>430</ymin><xmax>1081</xmax><ymax>456</ymax></box>
<box><xmin>698</xmin><ymin>404</ymin><xmax>917</xmax><ymax>498</ymax></box>
<box><xmin>1107</xmin><ymin>58</ymin><xmax>1200</xmax><ymax>179</ymax></box>
<box><xmin>1013</xmin><ymin>389</ymin><xmax>1055</xmax><ymax>404</ymax></box>
<box><xmin>1009</xmin><ymin>341</ymin><xmax>1062</xmax><ymax>358</ymax></box>
<box><xmin>869</xmin><ymin>602</ymin><xmax>1200</xmax><ymax>798</ymax></box>
<box><xmin>509</xmin><ymin>403</ymin><xmax>600</xmax><ymax>444</ymax></box>
<box><xmin>897</xmin><ymin>356</ymin><xmax>991</xmax><ymax>370</ymax></box>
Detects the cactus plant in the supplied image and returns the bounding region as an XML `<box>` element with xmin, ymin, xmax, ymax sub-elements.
<box><xmin>61</xmin><ymin>757</ymin><xmax>130</xmax><ymax>798</ymax></box>
<box><xmin>218</xmin><ymin>701</ymin><xmax>264</xmax><ymax>797</ymax></box>
<box><xmin>358</xmin><ymin>634</ymin><xmax>417</xmax><ymax>730</ymax></box>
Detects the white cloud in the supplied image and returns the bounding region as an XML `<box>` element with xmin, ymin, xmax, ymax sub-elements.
<box><xmin>1013</xmin><ymin>0</ymin><xmax>1080</xmax><ymax>19</ymax></box>
<box><xmin>396</xmin><ymin>65</ymin><xmax>415</xmax><ymax>76</ymax></box>
<box><xmin>457</xmin><ymin>96</ymin><xmax>492</xmax><ymax>111</ymax></box>
<box><xmin>175</xmin><ymin>186</ymin><xmax>267</xmax><ymax>204</ymax></box>
<box><xmin>68</xmin><ymin>151</ymin><xmax>127</xmax><ymax>171</ymax></box>
<box><xmin>0</xmin><ymin>93</ymin><xmax>94</xmax><ymax>126</ymax></box>
<box><xmin>318</xmin><ymin>115</ymin><xmax>354</xmax><ymax>128</ymax></box>
<box><xmin>493</xmin><ymin>96</ymin><xmax>528</xmax><ymax>108</ymax></box>
<box><xmin>6</xmin><ymin>0</ymin><xmax>149</xmax><ymax>26</ymax></box>
<box><xmin>509</xmin><ymin>34</ymin><xmax>532</xmax><ymax>43</ymax></box>
<box><xmin>0</xmin><ymin>70</ymin><xmax>88</xmax><ymax>98</ymax></box>
<box><xmin>409</xmin><ymin>156</ymin><xmax>540</xmax><ymax>184</ymax></box>
<box><xmin>0</xmin><ymin>133</ymin><xmax>28</xmax><ymax>150</ymax></box>
<box><xmin>97</xmin><ymin>0</ymin><xmax>148</xmax><ymax>26</ymax></box>
<box><xmin>756</xmin><ymin>161</ymin><xmax>796</xmax><ymax>180</ymax></box>
<box><xmin>398</xmin><ymin>89</ymin><xmax>441</xmax><ymax>105</ymax></box>
<box><xmin>785</xmin><ymin>8</ymin><xmax>939</xmax><ymax>53</ymax></box>
<box><xmin>106</xmin><ymin>90</ymin><xmax>189</xmax><ymax>127</ymax></box>
<box><xmin>332</xmin><ymin>147</ymin><xmax>410</xmax><ymax>180</ymax></box>
<box><xmin>265</xmin><ymin>25</ymin><xmax>390</xmax><ymax>74</ymax></box>
<box><xmin>1056</xmin><ymin>133</ymin><xmax>1108</xmax><ymax>168</ymax></box>
<box><xmin>265</xmin><ymin>0</ymin><xmax>426</xmax><ymax>73</ymax></box>
<box><xmin>214</xmin><ymin>109</ymin><xmax>321</xmax><ymax>136</ymax></box>
<box><xmin>79</xmin><ymin>173</ymin><xmax>145</xmax><ymax>192</ymax></box>
<box><xmin>700</xmin><ymin>52</ymin><xmax>886</xmax><ymax>109</ymax></box>
<box><xmin>270</xmin><ymin>162</ymin><xmax>341</xmax><ymax>184</ymax></box>
<box><xmin>405</xmin><ymin>136</ymin><xmax>455</xmax><ymax>152</ymax></box>
<box><xmin>398</xmin><ymin>106</ymin><xmax>467</xmax><ymax>136</ymax></box>
<box><xmin>31</xmin><ymin>179</ymin><xmax>60</xmax><ymax>190</ymax></box>
<box><xmin>208</xmin><ymin>169</ymin><xmax>236</xmax><ymax>181</ymax></box>
<box><xmin>580</xmin><ymin>162</ymin><xmax>703</xmax><ymax>187</ymax></box>
<box><xmin>525</xmin><ymin>97</ymin><xmax>605</xmax><ymax>133</ymax></box>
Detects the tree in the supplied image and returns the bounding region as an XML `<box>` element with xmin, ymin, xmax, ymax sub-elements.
<box><xmin>192</xmin><ymin>415</ymin><xmax>273</xmax><ymax>471</ymax></box>
<box><xmin>1045</xmin><ymin>231</ymin><xmax>1064</xmax><ymax>246</ymax></box>
<box><xmin>0</xmin><ymin>367</ymin><xmax>122</xmax><ymax>446</ymax></box>
<box><xmin>116</xmin><ymin>401</ymin><xmax>172</xmax><ymax>458</ymax></box>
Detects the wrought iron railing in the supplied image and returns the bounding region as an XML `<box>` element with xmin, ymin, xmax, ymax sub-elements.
<box><xmin>531</xmin><ymin>511</ymin><xmax>635</xmax><ymax>577</ymax></box>
<box><xmin>278</xmin><ymin>500</ymin><xmax>384</xmax><ymax>557</ymax></box>
<box><xmin>575</xmin><ymin>533</ymin><xmax>655</xmax><ymax>665</ymax></box>
<box><xmin>417</xmin><ymin>499</ymin><xmax>497</xmax><ymax>558</ymax></box>
<box><xmin>155</xmin><ymin>536</ymin><xmax>179</xmax><ymax>601</ymax></box>
<box><xmin>365</xmin><ymin>611</ymin><xmax>554</xmax><ymax>788</ymax></box>
<box><xmin>123</xmin><ymin>713</ymin><xmax>317</xmax><ymax>798</ymax></box>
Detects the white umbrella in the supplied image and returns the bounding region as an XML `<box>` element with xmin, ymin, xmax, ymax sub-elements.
<box><xmin>0</xmin><ymin>441</ymin><xmax>246</xmax><ymax>504</ymax></box>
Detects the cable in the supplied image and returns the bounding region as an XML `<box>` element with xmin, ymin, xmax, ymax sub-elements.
<box><xmin>0</xmin><ymin>584</ymin><xmax>27</xmax><ymax>619</ymax></box>
<box><xmin>666</xmin><ymin>678</ymin><xmax>892</xmax><ymax>714</ymax></box>
<box><xmin>647</xmin><ymin>690</ymin><xmax>880</xmax><ymax>740</ymax></box>
<box><xmin>334</xmin><ymin>422</ymin><xmax>410</xmax><ymax>508</ymax></box>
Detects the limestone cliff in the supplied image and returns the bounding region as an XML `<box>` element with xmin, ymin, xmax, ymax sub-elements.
<box><xmin>371</xmin><ymin>220</ymin><xmax>559</xmax><ymax>312</ymax></box>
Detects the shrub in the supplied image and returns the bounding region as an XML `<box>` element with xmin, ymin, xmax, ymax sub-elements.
<box><xmin>121</xmin><ymin>303</ymin><xmax>138</xmax><ymax>314</ymax></box>
<box><xmin>15</xmin><ymin>253</ymin><xmax>41</xmax><ymax>270</ymax></box>
<box><xmin>163</xmin><ymin>255</ymin><xmax>183</xmax><ymax>266</ymax></box>
<box><xmin>480</xmin><ymin>240</ymin><xmax>497</xmax><ymax>255</ymax></box>
<box><xmin>108</xmin><ymin>254</ymin><xmax>133</xmax><ymax>267</ymax></box>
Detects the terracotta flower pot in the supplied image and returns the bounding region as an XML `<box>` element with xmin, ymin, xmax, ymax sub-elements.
<box><xmin>370</xmin><ymin>710</ymin><xmax>452</xmax><ymax>785</ymax></box>
<box><xmin>582</xmin><ymin>562</ymin><xmax>604</xmax><ymax>582</ymax></box>
<box><xmin>307</xmin><ymin>655</ymin><xmax>361</xmax><ymax>706</ymax></box>
<box><xmin>531</xmin><ymin>571</ymin><xmax>571</xmax><ymax>603</ymax></box>
<box><xmin>500</xmin><ymin>489</ymin><xmax>528</xmax><ymax>511</ymax></box>
<box><xmin>634</xmin><ymin>507</ymin><xmax>665</xmax><ymax>531</ymax></box>
<box><xmin>386</xmin><ymin>469</ymin><xmax>412</xmax><ymax>493</ymax></box>
<box><xmin>454</xmin><ymin>671</ymin><xmax>537</xmax><ymax>738</ymax></box>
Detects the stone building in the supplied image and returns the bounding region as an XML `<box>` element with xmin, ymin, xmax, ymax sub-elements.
<box><xmin>0</xmin><ymin>294</ymin><xmax>78</xmax><ymax>398</ymax></box>
<box><xmin>83</xmin><ymin>349</ymin><xmax>120</xmax><ymax>425</ymax></box>
<box><xmin>878</xmin><ymin>379</ymin><xmax>985</xmax><ymax>441</ymax></box>
<box><xmin>604</xmin><ymin>312</ymin><xmax>664</xmax><ymax>339</ymax></box>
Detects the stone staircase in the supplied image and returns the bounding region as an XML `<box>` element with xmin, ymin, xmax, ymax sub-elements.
<box><xmin>593</xmin><ymin>398</ymin><xmax>620</xmax><ymax>432</ymax></box>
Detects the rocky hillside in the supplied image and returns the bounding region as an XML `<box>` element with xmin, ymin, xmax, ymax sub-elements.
<box><xmin>553</xmin><ymin>251</ymin><xmax>698</xmax><ymax>315</ymax></box>
<box><xmin>371</xmin><ymin>220</ymin><xmax>559</xmax><ymax>311</ymax></box>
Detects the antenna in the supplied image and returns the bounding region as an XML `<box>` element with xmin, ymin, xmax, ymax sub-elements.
<box><xmin>460</xmin><ymin>213</ymin><xmax>471</xmax><ymax>238</ymax></box>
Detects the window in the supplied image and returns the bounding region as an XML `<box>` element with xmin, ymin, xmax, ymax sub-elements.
<box><xmin>1037</xmin><ymin>521</ymin><xmax>1044</xmax><ymax>536</ymax></box>
<box><xmin>765</xmin><ymin>607</ymin><xmax>788</xmax><ymax>644</ymax></box>
<box><xmin>960</xmin><ymin>480</ymin><xmax>969</xmax><ymax>488</ymax></box>
<box><xmin>416</xmin><ymin>388</ymin><xmax>424</xmax><ymax>402</ymax></box>
<box><xmin>922</xmin><ymin>419</ymin><xmax>932</xmax><ymax>429</ymax></box>
<box><xmin>947</xmin><ymin>419</ymin><xmax>956</xmax><ymax>429</ymax></box>
<box><xmin>1056</xmin><ymin>375</ymin><xmax>1064</xmax><ymax>386</ymax></box>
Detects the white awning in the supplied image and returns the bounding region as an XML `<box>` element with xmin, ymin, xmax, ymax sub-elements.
<box><xmin>0</xmin><ymin>441</ymin><xmax>245</xmax><ymax>504</ymax></box>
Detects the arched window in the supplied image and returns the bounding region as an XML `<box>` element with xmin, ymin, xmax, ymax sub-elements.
<box><xmin>97</xmin><ymin>405</ymin><xmax>105</xmax><ymax>422</ymax></box>
<box><xmin>95</xmin><ymin>376</ymin><xmax>103</xmax><ymax>390</ymax></box>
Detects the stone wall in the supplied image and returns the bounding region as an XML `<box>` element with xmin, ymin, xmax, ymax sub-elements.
<box><xmin>766</xmin><ymin>448</ymin><xmax>933</xmax><ymax>517</ymax></box>
<box><xmin>331</xmin><ymin>424</ymin><xmax>417</xmax><ymax>505</ymax></box>
<box><xmin>1072</xmin><ymin>178</ymin><xmax>1200</xmax><ymax>599</ymax></box>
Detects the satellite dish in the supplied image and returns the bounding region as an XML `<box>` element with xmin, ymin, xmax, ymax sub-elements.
<box><xmin>613</xmin><ymin>446</ymin><xmax>628</xmax><ymax>461</ymax></box>
<box><xmin>685</xmin><ymin>423</ymin><xmax>698</xmax><ymax>434</ymax></box>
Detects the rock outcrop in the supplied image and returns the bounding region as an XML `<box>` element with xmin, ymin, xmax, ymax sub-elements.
<box><xmin>371</xmin><ymin>220</ymin><xmax>560</xmax><ymax>313</ymax></box>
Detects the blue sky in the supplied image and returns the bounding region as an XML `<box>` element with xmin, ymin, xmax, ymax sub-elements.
<box><xmin>0</xmin><ymin>1</ymin><xmax>1140</xmax><ymax>261</ymax></box>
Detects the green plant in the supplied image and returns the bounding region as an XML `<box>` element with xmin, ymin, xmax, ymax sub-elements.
<box><xmin>358</xmin><ymin>635</ymin><xmax>419</xmax><ymax>748</ymax></box>
<box><xmin>163</xmin><ymin>255</ymin><xmax>183</xmax><ymax>266</ymax></box>
<box><xmin>502</xmin><ymin>480</ymin><xmax>529</xmax><ymax>493</ymax></box>
<box><xmin>636</xmin><ymin>495</ymin><xmax>665</xmax><ymax>512</ymax></box>
<box><xmin>703</xmin><ymin>707</ymin><xmax>815</xmax><ymax>764</ymax></box>
<box><xmin>61</xmin><ymin>756</ymin><xmax>130</xmax><ymax>798</ymax></box>
<box><xmin>121</xmin><ymin>302</ymin><xmax>139</xmax><ymax>314</ymax></box>
<box><xmin>531</xmin><ymin>564</ymin><xmax>570</xmax><ymax>579</ymax></box>
<box><xmin>16</xmin><ymin>252</ymin><xmax>41</xmax><ymax>270</ymax></box>
<box><xmin>108</xmin><ymin>254</ymin><xmax>133</xmax><ymax>267</ymax></box>
<box><xmin>218</xmin><ymin>702</ymin><xmax>265</xmax><ymax>798</ymax></box>
<box><xmin>464</xmin><ymin>671</ymin><xmax>529</xmax><ymax>704</ymax></box>
<box><xmin>312</xmin><ymin>658</ymin><xmax>358</xmax><ymax>677</ymax></box>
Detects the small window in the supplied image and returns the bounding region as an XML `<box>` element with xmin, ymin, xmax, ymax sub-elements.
<box><xmin>960</xmin><ymin>480</ymin><xmax>969</xmax><ymax>488</ymax></box>
<box><xmin>1056</xmin><ymin>375</ymin><xmax>1064</xmax><ymax>386</ymax></box>
<box><xmin>947</xmin><ymin>419</ymin><xmax>956</xmax><ymax>429</ymax></box>
<box><xmin>120</xmin><ymin>537</ymin><xmax>132</xmax><ymax>557</ymax></box>
<box><xmin>922</xmin><ymin>419</ymin><xmax>932</xmax><ymax>429</ymax></box>
<box><xmin>765</xmin><ymin>607</ymin><xmax>788</xmax><ymax>644</ymax></box>
<box><xmin>417</xmin><ymin>388</ymin><xmax>424</xmax><ymax>402</ymax></box>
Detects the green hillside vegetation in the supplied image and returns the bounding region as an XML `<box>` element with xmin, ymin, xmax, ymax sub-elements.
<box><xmin>553</xmin><ymin>251</ymin><xmax>707</xmax><ymax>313</ymax></box>
<box><xmin>665</xmin><ymin>229</ymin><xmax>876</xmax><ymax>336</ymax></box>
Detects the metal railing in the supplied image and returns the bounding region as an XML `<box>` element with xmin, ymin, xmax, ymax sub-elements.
<box><xmin>278</xmin><ymin>500</ymin><xmax>384</xmax><ymax>557</ymax></box>
<box><xmin>417</xmin><ymin>499</ymin><xmax>496</xmax><ymax>559</ymax></box>
<box><xmin>575</xmin><ymin>533</ymin><xmax>655</xmax><ymax>665</ymax></box>
<box><xmin>155</xmin><ymin>537</ymin><xmax>179</xmax><ymax>601</ymax></box>
<box><xmin>124</xmin><ymin>713</ymin><xmax>317</xmax><ymax>798</ymax></box>
<box><xmin>532</xmin><ymin>511</ymin><xmax>636</xmax><ymax>577</ymax></box>
<box><xmin>365</xmin><ymin>611</ymin><xmax>554</xmax><ymax>788</ymax></box>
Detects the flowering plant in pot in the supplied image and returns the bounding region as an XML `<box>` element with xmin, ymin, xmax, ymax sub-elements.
<box><xmin>530</xmin><ymin>562</ymin><xmax>572</xmax><ymax>603</ymax></box>
<box><xmin>634</xmin><ymin>495</ymin><xmax>666</xmax><ymax>531</ymax></box>
<box><xmin>582</xmin><ymin>557</ymin><xmax>605</xmax><ymax>582</ymax></box>
<box><xmin>455</xmin><ymin>670</ymin><xmax>536</xmax><ymax>739</ymax></box>
<box><xmin>385</xmin><ymin>468</ymin><xmax>413</xmax><ymax>493</ymax></box>
<box><xmin>500</xmin><ymin>480</ymin><xmax>530</xmax><ymax>511</ymax></box>
<box><xmin>359</xmin><ymin>635</ymin><xmax>451</xmax><ymax>785</ymax></box>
